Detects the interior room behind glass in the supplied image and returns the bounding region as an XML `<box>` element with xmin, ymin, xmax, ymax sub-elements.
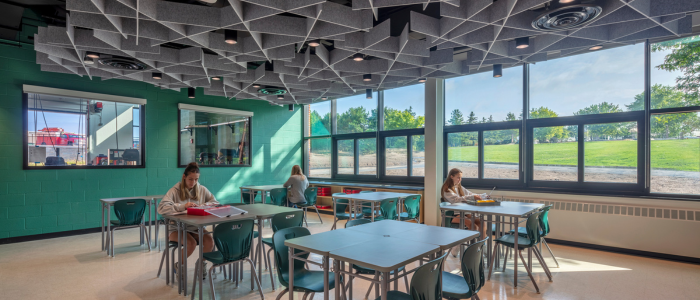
<box><xmin>179</xmin><ymin>109</ymin><xmax>250</xmax><ymax>166</ymax></box>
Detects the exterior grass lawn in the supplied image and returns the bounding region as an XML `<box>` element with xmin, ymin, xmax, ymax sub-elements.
<box><xmin>448</xmin><ymin>139</ymin><xmax>700</xmax><ymax>171</ymax></box>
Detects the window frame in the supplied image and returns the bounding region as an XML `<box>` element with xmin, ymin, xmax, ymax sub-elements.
<box><xmin>22</xmin><ymin>93</ymin><xmax>147</xmax><ymax>170</ymax></box>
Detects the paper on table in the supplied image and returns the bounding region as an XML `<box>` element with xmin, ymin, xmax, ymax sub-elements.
<box><xmin>208</xmin><ymin>206</ymin><xmax>248</xmax><ymax>218</ymax></box>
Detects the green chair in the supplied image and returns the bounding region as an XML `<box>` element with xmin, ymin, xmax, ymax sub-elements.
<box><xmin>331</xmin><ymin>193</ymin><xmax>362</xmax><ymax>230</ymax></box>
<box><xmin>373</xmin><ymin>198</ymin><xmax>399</xmax><ymax>221</ymax></box>
<box><xmin>399</xmin><ymin>195</ymin><xmax>421</xmax><ymax>222</ymax></box>
<box><xmin>442</xmin><ymin>238</ymin><xmax>487</xmax><ymax>300</ymax></box>
<box><xmin>359</xmin><ymin>191</ymin><xmax>376</xmax><ymax>217</ymax></box>
<box><xmin>487</xmin><ymin>211</ymin><xmax>552</xmax><ymax>293</ymax></box>
<box><xmin>345</xmin><ymin>218</ymin><xmax>408</xmax><ymax>298</ymax></box>
<box><xmin>372</xmin><ymin>252</ymin><xmax>449</xmax><ymax>300</ymax></box>
<box><xmin>297</xmin><ymin>187</ymin><xmax>322</xmax><ymax>226</ymax></box>
<box><xmin>192</xmin><ymin>219</ymin><xmax>263</xmax><ymax>300</ymax></box>
<box><xmin>508</xmin><ymin>205</ymin><xmax>559</xmax><ymax>268</ymax></box>
<box><xmin>440</xmin><ymin>202</ymin><xmax>459</xmax><ymax>229</ymax></box>
<box><xmin>272</xmin><ymin>227</ymin><xmax>341</xmax><ymax>300</ymax></box>
<box><xmin>261</xmin><ymin>210</ymin><xmax>305</xmax><ymax>289</ymax></box>
<box><xmin>106</xmin><ymin>199</ymin><xmax>151</xmax><ymax>257</ymax></box>
<box><xmin>270</xmin><ymin>188</ymin><xmax>288</xmax><ymax>206</ymax></box>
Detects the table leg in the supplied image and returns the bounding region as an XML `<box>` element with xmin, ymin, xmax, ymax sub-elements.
<box><xmin>323</xmin><ymin>255</ymin><xmax>329</xmax><ymax>300</ymax></box>
<box><xmin>148</xmin><ymin>199</ymin><xmax>153</xmax><ymax>248</ymax></box>
<box><xmin>257</xmin><ymin>217</ymin><xmax>263</xmax><ymax>290</ymax></box>
<box><xmin>393</xmin><ymin>269</ymin><xmax>398</xmax><ymax>290</ymax></box>
<box><xmin>289</xmin><ymin>248</ymin><xmax>295</xmax><ymax>300</ymax></box>
<box><xmin>184</xmin><ymin>223</ymin><xmax>188</xmax><ymax>296</ymax></box>
<box><xmin>101</xmin><ymin>203</ymin><xmax>105</xmax><ymax>251</ymax></box>
<box><xmin>332</xmin><ymin>197</ymin><xmax>337</xmax><ymax>230</ymax></box>
<box><xmin>397</xmin><ymin>198</ymin><xmax>402</xmax><ymax>221</ymax></box>
<box><xmin>165</xmin><ymin>219</ymin><xmax>170</xmax><ymax>286</ymax></box>
<box><xmin>371</xmin><ymin>202</ymin><xmax>375</xmax><ymax>222</ymax></box>
<box><xmin>513</xmin><ymin>216</ymin><xmax>519</xmax><ymax>287</ymax></box>
<box><xmin>198</xmin><ymin>226</ymin><xmax>204</xmax><ymax>300</ymax></box>
<box><xmin>106</xmin><ymin>204</ymin><xmax>111</xmax><ymax>256</ymax></box>
<box><xmin>333</xmin><ymin>260</ymin><xmax>339</xmax><ymax>300</ymax></box>
<box><xmin>459</xmin><ymin>212</ymin><xmax>465</xmax><ymax>256</ymax></box>
<box><xmin>177</xmin><ymin>222</ymin><xmax>182</xmax><ymax>294</ymax></box>
<box><xmin>380</xmin><ymin>271</ymin><xmax>388</xmax><ymax>300</ymax></box>
<box><xmin>486</xmin><ymin>214</ymin><xmax>492</xmax><ymax>267</ymax></box>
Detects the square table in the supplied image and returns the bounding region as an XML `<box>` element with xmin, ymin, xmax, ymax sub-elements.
<box><xmin>334</xmin><ymin>192</ymin><xmax>420</xmax><ymax>222</ymax></box>
<box><xmin>439</xmin><ymin>201</ymin><xmax>543</xmax><ymax>287</ymax></box>
<box><xmin>240</xmin><ymin>185</ymin><xmax>286</xmax><ymax>204</ymax></box>
<box><xmin>344</xmin><ymin>219</ymin><xmax>424</xmax><ymax>235</ymax></box>
<box><xmin>391</xmin><ymin>225</ymin><xmax>480</xmax><ymax>251</ymax></box>
<box><xmin>100</xmin><ymin>195</ymin><xmax>164</xmax><ymax>255</ymax></box>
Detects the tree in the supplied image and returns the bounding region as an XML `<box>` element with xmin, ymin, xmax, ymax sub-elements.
<box><xmin>309</xmin><ymin>110</ymin><xmax>330</xmax><ymax>136</ymax></box>
<box><xmin>384</xmin><ymin>106</ymin><xmax>424</xmax><ymax>131</ymax></box>
<box><xmin>505</xmin><ymin>112</ymin><xmax>518</xmax><ymax>143</ymax></box>
<box><xmin>628</xmin><ymin>84</ymin><xmax>699</xmax><ymax>110</ymax></box>
<box><xmin>530</xmin><ymin>107</ymin><xmax>564</xmax><ymax>143</ymax></box>
<box><xmin>467</xmin><ymin>111</ymin><xmax>477</xmax><ymax>124</ymax></box>
<box><xmin>487</xmin><ymin>115</ymin><xmax>494</xmax><ymax>123</ymax></box>
<box><xmin>629</xmin><ymin>85</ymin><xmax>700</xmax><ymax>139</ymax></box>
<box><xmin>481</xmin><ymin>117</ymin><xmax>487</xmax><ymax>124</ymax></box>
<box><xmin>337</xmin><ymin>106</ymin><xmax>373</xmax><ymax>133</ymax></box>
<box><xmin>575</xmin><ymin>102</ymin><xmax>624</xmax><ymax>140</ymax></box>
<box><xmin>652</xmin><ymin>36</ymin><xmax>700</xmax><ymax>101</ymax></box>
<box><xmin>574</xmin><ymin>102</ymin><xmax>623</xmax><ymax>116</ymax></box>
<box><xmin>505</xmin><ymin>112</ymin><xmax>517</xmax><ymax>122</ymax></box>
<box><xmin>448</xmin><ymin>109</ymin><xmax>465</xmax><ymax>126</ymax></box>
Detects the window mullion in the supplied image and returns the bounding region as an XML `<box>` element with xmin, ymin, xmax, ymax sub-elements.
<box><xmin>478</xmin><ymin>131</ymin><xmax>484</xmax><ymax>179</ymax></box>
<box><xmin>578</xmin><ymin>124</ymin><xmax>584</xmax><ymax>183</ymax></box>
<box><xmin>407</xmin><ymin>135</ymin><xmax>413</xmax><ymax>176</ymax></box>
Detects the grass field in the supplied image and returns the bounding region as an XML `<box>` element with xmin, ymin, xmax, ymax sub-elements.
<box><xmin>448</xmin><ymin>139</ymin><xmax>700</xmax><ymax>171</ymax></box>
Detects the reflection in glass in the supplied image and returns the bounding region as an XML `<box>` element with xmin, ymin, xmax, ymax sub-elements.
<box><xmin>483</xmin><ymin>129</ymin><xmax>519</xmax><ymax>179</ymax></box>
<box><xmin>383</xmin><ymin>85</ymin><xmax>425</xmax><ymax>131</ymax></box>
<box><xmin>447</xmin><ymin>132</ymin><xmax>478</xmax><ymax>178</ymax></box>
<box><xmin>358</xmin><ymin>138</ymin><xmax>377</xmax><ymax>175</ymax></box>
<box><xmin>650</xmin><ymin>112</ymin><xmax>700</xmax><ymax>194</ymax></box>
<box><xmin>337</xmin><ymin>139</ymin><xmax>354</xmax><ymax>174</ymax></box>
<box><xmin>584</xmin><ymin>122</ymin><xmax>637</xmax><ymax>183</ymax></box>
<box><xmin>650</xmin><ymin>35</ymin><xmax>700</xmax><ymax>109</ymax></box>
<box><xmin>308</xmin><ymin>102</ymin><xmax>331</xmax><ymax>136</ymax></box>
<box><xmin>385</xmin><ymin>136</ymin><xmax>407</xmax><ymax>176</ymax></box>
<box><xmin>533</xmin><ymin>126</ymin><xmax>578</xmax><ymax>181</ymax></box>
<box><xmin>179</xmin><ymin>109</ymin><xmax>250</xmax><ymax>166</ymax></box>
<box><xmin>309</xmin><ymin>138</ymin><xmax>331</xmax><ymax>178</ymax></box>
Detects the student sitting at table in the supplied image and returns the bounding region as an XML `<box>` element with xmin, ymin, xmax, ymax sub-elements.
<box><xmin>283</xmin><ymin>165</ymin><xmax>309</xmax><ymax>207</ymax></box>
<box><xmin>441</xmin><ymin>167</ymin><xmax>484</xmax><ymax>234</ymax></box>
<box><xmin>158</xmin><ymin>162</ymin><xmax>219</xmax><ymax>274</ymax></box>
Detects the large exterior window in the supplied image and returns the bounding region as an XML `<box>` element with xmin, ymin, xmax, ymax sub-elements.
<box><xmin>584</xmin><ymin>122</ymin><xmax>637</xmax><ymax>183</ymax></box>
<box><xmin>447</xmin><ymin>132</ymin><xmax>478</xmax><ymax>178</ymax></box>
<box><xmin>650</xmin><ymin>35</ymin><xmax>700</xmax><ymax>109</ymax></box>
<box><xmin>533</xmin><ymin>125</ymin><xmax>578</xmax><ymax>182</ymax></box>
<box><xmin>336</xmin><ymin>93</ymin><xmax>377</xmax><ymax>134</ymax></box>
<box><xmin>308</xmin><ymin>138</ymin><xmax>331</xmax><ymax>178</ymax></box>
<box><xmin>411</xmin><ymin>135</ymin><xmax>425</xmax><ymax>176</ymax></box>
<box><xmin>384</xmin><ymin>84</ymin><xmax>425</xmax><ymax>130</ymax></box>
<box><xmin>483</xmin><ymin>129</ymin><xmax>519</xmax><ymax>180</ymax></box>
<box><xmin>307</xmin><ymin>101</ymin><xmax>330</xmax><ymax>136</ymax></box>
<box><xmin>337</xmin><ymin>139</ymin><xmax>354</xmax><ymax>174</ymax></box>
<box><xmin>358</xmin><ymin>138</ymin><xmax>377</xmax><ymax>175</ymax></box>
<box><xmin>178</xmin><ymin>105</ymin><xmax>251</xmax><ymax>167</ymax></box>
<box><xmin>530</xmin><ymin>44</ymin><xmax>645</xmax><ymax>119</ymax></box>
<box><xmin>650</xmin><ymin>112</ymin><xmax>700</xmax><ymax>195</ymax></box>
<box><xmin>24</xmin><ymin>92</ymin><xmax>144</xmax><ymax>168</ymax></box>
<box><xmin>385</xmin><ymin>136</ymin><xmax>408</xmax><ymax>176</ymax></box>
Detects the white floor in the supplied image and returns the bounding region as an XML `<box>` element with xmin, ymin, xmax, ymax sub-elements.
<box><xmin>1</xmin><ymin>213</ymin><xmax>698</xmax><ymax>300</ymax></box>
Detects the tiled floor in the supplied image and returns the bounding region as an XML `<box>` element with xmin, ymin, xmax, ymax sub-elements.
<box><xmin>1</xmin><ymin>213</ymin><xmax>698</xmax><ymax>300</ymax></box>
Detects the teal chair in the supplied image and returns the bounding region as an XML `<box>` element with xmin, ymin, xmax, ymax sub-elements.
<box><xmin>270</xmin><ymin>188</ymin><xmax>288</xmax><ymax>206</ymax></box>
<box><xmin>107</xmin><ymin>199</ymin><xmax>151</xmax><ymax>257</ymax></box>
<box><xmin>331</xmin><ymin>193</ymin><xmax>361</xmax><ymax>230</ymax></box>
<box><xmin>345</xmin><ymin>218</ymin><xmax>408</xmax><ymax>298</ymax></box>
<box><xmin>508</xmin><ymin>205</ymin><xmax>559</xmax><ymax>267</ymax></box>
<box><xmin>297</xmin><ymin>187</ymin><xmax>322</xmax><ymax>226</ymax></box>
<box><xmin>442</xmin><ymin>238</ymin><xmax>487</xmax><ymax>300</ymax></box>
<box><xmin>359</xmin><ymin>191</ymin><xmax>376</xmax><ymax>217</ymax></box>
<box><xmin>440</xmin><ymin>202</ymin><xmax>459</xmax><ymax>229</ymax></box>
<box><xmin>241</xmin><ymin>189</ymin><xmax>260</xmax><ymax>204</ymax></box>
<box><xmin>192</xmin><ymin>219</ymin><xmax>263</xmax><ymax>300</ymax></box>
<box><xmin>374</xmin><ymin>198</ymin><xmax>398</xmax><ymax>221</ymax></box>
<box><xmin>272</xmin><ymin>227</ymin><xmax>341</xmax><ymax>300</ymax></box>
<box><xmin>261</xmin><ymin>210</ymin><xmax>305</xmax><ymax>289</ymax></box>
<box><xmin>372</xmin><ymin>252</ymin><xmax>449</xmax><ymax>300</ymax></box>
<box><xmin>487</xmin><ymin>211</ymin><xmax>552</xmax><ymax>293</ymax></box>
<box><xmin>399</xmin><ymin>195</ymin><xmax>421</xmax><ymax>222</ymax></box>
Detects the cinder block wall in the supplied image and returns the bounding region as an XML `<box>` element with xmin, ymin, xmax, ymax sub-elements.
<box><xmin>0</xmin><ymin>44</ymin><xmax>302</xmax><ymax>239</ymax></box>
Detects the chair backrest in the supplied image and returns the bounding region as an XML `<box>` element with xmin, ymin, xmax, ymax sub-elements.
<box><xmin>272</xmin><ymin>227</ymin><xmax>311</xmax><ymax>286</ymax></box>
<box><xmin>271</xmin><ymin>211</ymin><xmax>304</xmax><ymax>232</ymax></box>
<box><xmin>114</xmin><ymin>199</ymin><xmax>147</xmax><ymax>226</ymax></box>
<box><xmin>409</xmin><ymin>252</ymin><xmax>448</xmax><ymax>300</ymax></box>
<box><xmin>539</xmin><ymin>205</ymin><xmax>552</xmax><ymax>237</ymax></box>
<box><xmin>303</xmin><ymin>187</ymin><xmax>318</xmax><ymax>205</ymax></box>
<box><xmin>333</xmin><ymin>193</ymin><xmax>349</xmax><ymax>214</ymax></box>
<box><xmin>379</xmin><ymin>198</ymin><xmax>398</xmax><ymax>220</ymax></box>
<box><xmin>212</xmin><ymin>219</ymin><xmax>255</xmax><ymax>263</ymax></box>
<box><xmin>524</xmin><ymin>211</ymin><xmax>543</xmax><ymax>246</ymax></box>
<box><xmin>269</xmin><ymin>188</ymin><xmax>288</xmax><ymax>206</ymax></box>
<box><xmin>241</xmin><ymin>189</ymin><xmax>258</xmax><ymax>204</ymax></box>
<box><xmin>403</xmin><ymin>195</ymin><xmax>421</xmax><ymax>219</ymax></box>
<box><xmin>345</xmin><ymin>219</ymin><xmax>371</xmax><ymax>228</ymax></box>
<box><xmin>460</xmin><ymin>238</ymin><xmax>487</xmax><ymax>295</ymax></box>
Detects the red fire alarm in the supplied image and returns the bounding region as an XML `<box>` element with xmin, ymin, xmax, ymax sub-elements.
<box><xmin>94</xmin><ymin>102</ymin><xmax>103</xmax><ymax>113</ymax></box>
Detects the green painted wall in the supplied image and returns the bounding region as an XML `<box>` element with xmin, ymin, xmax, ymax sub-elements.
<box><xmin>0</xmin><ymin>44</ymin><xmax>303</xmax><ymax>239</ymax></box>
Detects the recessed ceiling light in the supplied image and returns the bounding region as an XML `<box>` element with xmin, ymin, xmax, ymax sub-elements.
<box><xmin>152</xmin><ymin>72</ymin><xmax>162</xmax><ymax>80</ymax></box>
<box><xmin>366</xmin><ymin>89</ymin><xmax>372</xmax><ymax>99</ymax></box>
<box><xmin>363</xmin><ymin>74</ymin><xmax>372</xmax><ymax>82</ymax></box>
<box><xmin>493</xmin><ymin>64</ymin><xmax>503</xmax><ymax>78</ymax></box>
<box><xmin>224</xmin><ymin>30</ymin><xmax>237</xmax><ymax>44</ymax></box>
<box><xmin>515</xmin><ymin>37</ymin><xmax>530</xmax><ymax>49</ymax></box>
<box><xmin>353</xmin><ymin>53</ymin><xmax>364</xmax><ymax>62</ymax></box>
<box><xmin>252</xmin><ymin>83</ymin><xmax>261</xmax><ymax>88</ymax></box>
<box><xmin>559</xmin><ymin>0</ymin><xmax>575</xmax><ymax>3</ymax></box>
<box><xmin>321</xmin><ymin>96</ymin><xmax>327</xmax><ymax>100</ymax></box>
<box><xmin>188</xmin><ymin>87</ymin><xmax>195</xmax><ymax>99</ymax></box>
<box><xmin>589</xmin><ymin>45</ymin><xmax>603</xmax><ymax>51</ymax></box>
<box><xmin>212</xmin><ymin>76</ymin><xmax>220</xmax><ymax>80</ymax></box>
<box><xmin>86</xmin><ymin>51</ymin><xmax>100</xmax><ymax>59</ymax></box>
<box><xmin>288</xmin><ymin>104</ymin><xmax>294</xmax><ymax>111</ymax></box>
<box><xmin>308</xmin><ymin>39</ymin><xmax>320</xmax><ymax>47</ymax></box>
<box><xmin>278</xmin><ymin>95</ymin><xmax>285</xmax><ymax>100</ymax></box>
<box><xmin>84</xmin><ymin>56</ymin><xmax>94</xmax><ymax>64</ymax></box>
<box><xmin>418</xmin><ymin>78</ymin><xmax>427</xmax><ymax>83</ymax></box>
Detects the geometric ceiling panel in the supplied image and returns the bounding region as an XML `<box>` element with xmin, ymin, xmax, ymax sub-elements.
<box><xmin>32</xmin><ymin>0</ymin><xmax>699</xmax><ymax>105</ymax></box>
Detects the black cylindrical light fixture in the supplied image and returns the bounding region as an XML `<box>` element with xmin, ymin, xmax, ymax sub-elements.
<box><xmin>353</xmin><ymin>53</ymin><xmax>364</xmax><ymax>61</ymax></box>
<box><xmin>188</xmin><ymin>87</ymin><xmax>195</xmax><ymax>98</ymax></box>
<box><xmin>308</xmin><ymin>39</ymin><xmax>320</xmax><ymax>47</ymax></box>
<box><xmin>493</xmin><ymin>64</ymin><xmax>503</xmax><ymax>78</ymax></box>
<box><xmin>363</xmin><ymin>74</ymin><xmax>372</xmax><ymax>82</ymax></box>
<box><xmin>288</xmin><ymin>104</ymin><xmax>294</xmax><ymax>111</ymax></box>
<box><xmin>418</xmin><ymin>78</ymin><xmax>427</xmax><ymax>83</ymax></box>
<box><xmin>515</xmin><ymin>37</ymin><xmax>529</xmax><ymax>49</ymax></box>
<box><xmin>86</xmin><ymin>51</ymin><xmax>100</xmax><ymax>59</ymax></box>
<box><xmin>152</xmin><ymin>72</ymin><xmax>162</xmax><ymax>80</ymax></box>
<box><xmin>277</xmin><ymin>95</ymin><xmax>284</xmax><ymax>100</ymax></box>
<box><xmin>366</xmin><ymin>88</ymin><xmax>372</xmax><ymax>99</ymax></box>
<box><xmin>224</xmin><ymin>30</ymin><xmax>238</xmax><ymax>44</ymax></box>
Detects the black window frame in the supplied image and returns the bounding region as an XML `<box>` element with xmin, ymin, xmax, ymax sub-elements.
<box><xmin>22</xmin><ymin>93</ymin><xmax>146</xmax><ymax>170</ymax></box>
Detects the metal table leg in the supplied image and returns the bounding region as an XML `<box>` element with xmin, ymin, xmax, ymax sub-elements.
<box><xmin>289</xmin><ymin>247</ymin><xmax>295</xmax><ymax>300</ymax></box>
<box><xmin>371</xmin><ymin>201</ymin><xmax>375</xmax><ymax>222</ymax></box>
<box><xmin>177</xmin><ymin>221</ymin><xmax>182</xmax><ymax>294</ymax></box>
<box><xmin>198</xmin><ymin>226</ymin><xmax>204</xmax><ymax>300</ymax></box>
<box><xmin>380</xmin><ymin>271</ymin><xmax>388</xmax><ymax>300</ymax></box>
<box><xmin>323</xmin><ymin>255</ymin><xmax>329</xmax><ymax>300</ymax></box>
<box><xmin>257</xmin><ymin>216</ymin><xmax>263</xmax><ymax>290</ymax></box>
<box><xmin>397</xmin><ymin>198</ymin><xmax>403</xmax><ymax>221</ymax></box>
<box><xmin>184</xmin><ymin>223</ymin><xmax>188</xmax><ymax>296</ymax></box>
<box><xmin>106</xmin><ymin>204</ymin><xmax>111</xmax><ymax>256</ymax></box>
<box><xmin>165</xmin><ymin>218</ymin><xmax>170</xmax><ymax>286</ymax></box>
<box><xmin>333</xmin><ymin>259</ymin><xmax>339</xmax><ymax>300</ymax></box>
<box><xmin>486</xmin><ymin>214</ymin><xmax>492</xmax><ymax>267</ymax></box>
<box><xmin>101</xmin><ymin>203</ymin><xmax>105</xmax><ymax>251</ymax></box>
<box><xmin>513</xmin><ymin>216</ymin><xmax>519</xmax><ymax>287</ymax></box>
<box><xmin>459</xmin><ymin>212</ymin><xmax>465</xmax><ymax>256</ymax></box>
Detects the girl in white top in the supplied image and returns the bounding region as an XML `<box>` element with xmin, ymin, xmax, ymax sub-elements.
<box><xmin>441</xmin><ymin>168</ymin><xmax>484</xmax><ymax>234</ymax></box>
<box><xmin>158</xmin><ymin>162</ymin><xmax>218</xmax><ymax>260</ymax></box>
<box><xmin>283</xmin><ymin>165</ymin><xmax>309</xmax><ymax>205</ymax></box>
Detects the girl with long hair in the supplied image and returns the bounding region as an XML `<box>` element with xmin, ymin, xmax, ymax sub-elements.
<box><xmin>283</xmin><ymin>165</ymin><xmax>309</xmax><ymax>205</ymax></box>
<box><xmin>442</xmin><ymin>167</ymin><xmax>484</xmax><ymax>232</ymax></box>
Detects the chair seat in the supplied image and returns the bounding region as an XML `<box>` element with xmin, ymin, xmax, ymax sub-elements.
<box><xmin>110</xmin><ymin>220</ymin><xmax>140</xmax><ymax>226</ymax></box>
<box><xmin>262</xmin><ymin>237</ymin><xmax>273</xmax><ymax>247</ymax></box>
<box><xmin>372</xmin><ymin>216</ymin><xmax>396</xmax><ymax>221</ymax></box>
<box><xmin>335</xmin><ymin>213</ymin><xmax>362</xmax><ymax>220</ymax></box>
<box><xmin>281</xmin><ymin>269</ymin><xmax>339</xmax><ymax>292</ymax></box>
<box><xmin>508</xmin><ymin>226</ymin><xmax>544</xmax><ymax>237</ymax></box>
<box><xmin>253</xmin><ymin>231</ymin><xmax>259</xmax><ymax>239</ymax></box>
<box><xmin>441</xmin><ymin>271</ymin><xmax>474</xmax><ymax>299</ymax></box>
<box><xmin>399</xmin><ymin>212</ymin><xmax>418</xmax><ymax>219</ymax></box>
<box><xmin>202</xmin><ymin>251</ymin><xmax>246</xmax><ymax>265</ymax></box>
<box><xmin>495</xmin><ymin>234</ymin><xmax>535</xmax><ymax>249</ymax></box>
<box><xmin>373</xmin><ymin>290</ymin><xmax>412</xmax><ymax>300</ymax></box>
<box><xmin>295</xmin><ymin>202</ymin><xmax>312</xmax><ymax>208</ymax></box>
<box><xmin>353</xmin><ymin>264</ymin><xmax>404</xmax><ymax>275</ymax></box>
